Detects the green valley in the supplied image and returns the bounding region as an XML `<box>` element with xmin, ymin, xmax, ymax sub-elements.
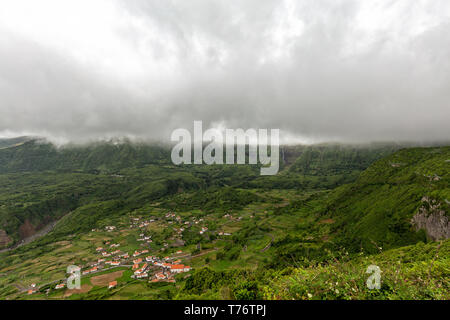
<box><xmin>0</xmin><ymin>138</ymin><xmax>448</xmax><ymax>300</ymax></box>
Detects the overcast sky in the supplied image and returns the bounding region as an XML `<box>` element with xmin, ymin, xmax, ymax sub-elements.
<box><xmin>0</xmin><ymin>0</ymin><xmax>449</xmax><ymax>144</ymax></box>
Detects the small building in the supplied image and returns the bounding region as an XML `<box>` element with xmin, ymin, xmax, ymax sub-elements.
<box><xmin>155</xmin><ymin>273</ymin><xmax>166</xmax><ymax>280</ymax></box>
<box><xmin>170</xmin><ymin>264</ymin><xmax>191</xmax><ymax>273</ymax></box>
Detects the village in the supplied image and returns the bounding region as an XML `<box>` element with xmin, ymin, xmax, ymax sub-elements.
<box><xmin>25</xmin><ymin>210</ymin><xmax>241</xmax><ymax>295</ymax></box>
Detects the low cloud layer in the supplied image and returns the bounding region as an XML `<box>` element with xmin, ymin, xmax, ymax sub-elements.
<box><xmin>0</xmin><ymin>0</ymin><xmax>449</xmax><ymax>144</ymax></box>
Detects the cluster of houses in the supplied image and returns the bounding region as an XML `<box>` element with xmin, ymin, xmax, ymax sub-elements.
<box><xmin>127</xmin><ymin>215</ymin><xmax>194</xmax><ymax>282</ymax></box>
<box><xmin>131</xmin><ymin>213</ymin><xmax>211</xmax><ymax>248</ymax></box>
<box><xmin>133</xmin><ymin>262</ymin><xmax>149</xmax><ymax>279</ymax></box>
<box><xmin>137</xmin><ymin>233</ymin><xmax>152</xmax><ymax>243</ymax></box>
<box><xmin>152</xmin><ymin>272</ymin><xmax>170</xmax><ymax>282</ymax></box>
<box><xmin>82</xmin><ymin>266</ymin><xmax>98</xmax><ymax>275</ymax></box>
<box><xmin>131</xmin><ymin>255</ymin><xmax>192</xmax><ymax>282</ymax></box>
<box><xmin>165</xmin><ymin>212</ymin><xmax>177</xmax><ymax>219</ymax></box>
<box><xmin>133</xmin><ymin>249</ymin><xmax>149</xmax><ymax>257</ymax></box>
<box><xmin>89</xmin><ymin>237</ymin><xmax>192</xmax><ymax>284</ymax></box>
<box><xmin>163</xmin><ymin>213</ymin><xmax>211</xmax><ymax>237</ymax></box>
<box><xmin>130</xmin><ymin>217</ymin><xmax>155</xmax><ymax>229</ymax></box>
<box><xmin>138</xmin><ymin>221</ymin><xmax>150</xmax><ymax>228</ymax></box>
<box><xmin>152</xmin><ymin>257</ymin><xmax>191</xmax><ymax>272</ymax></box>
<box><xmin>28</xmin><ymin>282</ymin><xmax>65</xmax><ymax>294</ymax></box>
<box><xmin>175</xmin><ymin>227</ymin><xmax>185</xmax><ymax>234</ymax></box>
<box><xmin>105</xmin><ymin>226</ymin><xmax>116</xmax><ymax>232</ymax></box>
<box><xmin>27</xmin><ymin>212</ymin><xmax>199</xmax><ymax>296</ymax></box>
<box><xmin>24</xmin><ymin>208</ymin><xmax>257</xmax><ymax>298</ymax></box>
<box><xmin>106</xmin><ymin>261</ymin><xmax>121</xmax><ymax>267</ymax></box>
<box><xmin>90</xmin><ymin>245</ymin><xmax>130</xmax><ymax>272</ymax></box>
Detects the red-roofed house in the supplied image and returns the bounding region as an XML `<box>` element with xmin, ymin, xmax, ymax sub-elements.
<box><xmin>170</xmin><ymin>264</ymin><xmax>191</xmax><ymax>273</ymax></box>
<box><xmin>133</xmin><ymin>251</ymin><xmax>141</xmax><ymax>257</ymax></box>
<box><xmin>170</xmin><ymin>264</ymin><xmax>185</xmax><ymax>273</ymax></box>
<box><xmin>155</xmin><ymin>273</ymin><xmax>166</xmax><ymax>280</ymax></box>
<box><xmin>136</xmin><ymin>272</ymin><xmax>148</xmax><ymax>279</ymax></box>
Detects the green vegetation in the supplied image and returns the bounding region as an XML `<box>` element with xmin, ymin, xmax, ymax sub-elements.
<box><xmin>0</xmin><ymin>138</ymin><xmax>448</xmax><ymax>300</ymax></box>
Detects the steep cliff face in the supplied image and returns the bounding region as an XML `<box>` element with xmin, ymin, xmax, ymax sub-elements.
<box><xmin>18</xmin><ymin>219</ymin><xmax>37</xmax><ymax>239</ymax></box>
<box><xmin>411</xmin><ymin>197</ymin><xmax>449</xmax><ymax>241</ymax></box>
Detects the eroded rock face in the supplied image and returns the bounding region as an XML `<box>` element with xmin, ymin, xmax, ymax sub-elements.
<box><xmin>18</xmin><ymin>219</ymin><xmax>36</xmax><ymax>239</ymax></box>
<box><xmin>411</xmin><ymin>197</ymin><xmax>450</xmax><ymax>241</ymax></box>
<box><xmin>0</xmin><ymin>229</ymin><xmax>11</xmax><ymax>247</ymax></box>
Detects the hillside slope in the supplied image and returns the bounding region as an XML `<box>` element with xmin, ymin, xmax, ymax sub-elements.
<box><xmin>0</xmin><ymin>138</ymin><xmax>171</xmax><ymax>174</ymax></box>
<box><xmin>0</xmin><ymin>138</ymin><xmax>404</xmax><ymax>249</ymax></box>
<box><xmin>0</xmin><ymin>145</ymin><xmax>448</xmax><ymax>300</ymax></box>
<box><xmin>262</xmin><ymin>239</ymin><xmax>449</xmax><ymax>300</ymax></box>
<box><xmin>319</xmin><ymin>146</ymin><xmax>450</xmax><ymax>252</ymax></box>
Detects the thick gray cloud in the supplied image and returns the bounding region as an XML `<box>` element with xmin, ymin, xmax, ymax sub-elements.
<box><xmin>0</xmin><ymin>0</ymin><xmax>449</xmax><ymax>144</ymax></box>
